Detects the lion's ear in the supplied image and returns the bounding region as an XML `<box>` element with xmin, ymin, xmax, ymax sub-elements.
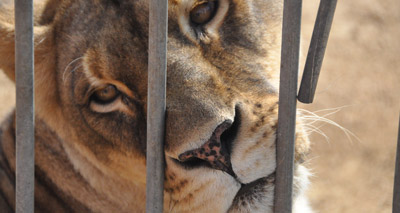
<box><xmin>0</xmin><ymin>18</ymin><xmax>54</xmax><ymax>83</ymax></box>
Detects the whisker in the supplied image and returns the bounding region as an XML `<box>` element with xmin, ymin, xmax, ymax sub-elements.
<box><xmin>298</xmin><ymin>107</ymin><xmax>360</xmax><ymax>143</ymax></box>
<box><xmin>303</xmin><ymin>124</ymin><xmax>330</xmax><ymax>142</ymax></box>
<box><xmin>62</xmin><ymin>64</ymin><xmax>83</xmax><ymax>84</ymax></box>
<box><xmin>312</xmin><ymin>105</ymin><xmax>353</xmax><ymax>113</ymax></box>
<box><xmin>62</xmin><ymin>57</ymin><xmax>84</xmax><ymax>83</ymax></box>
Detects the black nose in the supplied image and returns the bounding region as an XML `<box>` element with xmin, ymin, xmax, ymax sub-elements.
<box><xmin>178</xmin><ymin>120</ymin><xmax>237</xmax><ymax>177</ymax></box>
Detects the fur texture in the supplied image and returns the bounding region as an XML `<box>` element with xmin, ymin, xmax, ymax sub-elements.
<box><xmin>0</xmin><ymin>0</ymin><xmax>312</xmax><ymax>212</ymax></box>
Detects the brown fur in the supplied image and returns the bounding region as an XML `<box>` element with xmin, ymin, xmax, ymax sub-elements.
<box><xmin>0</xmin><ymin>0</ymin><xmax>311</xmax><ymax>212</ymax></box>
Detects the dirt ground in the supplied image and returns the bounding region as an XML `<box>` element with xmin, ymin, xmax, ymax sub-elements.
<box><xmin>0</xmin><ymin>0</ymin><xmax>399</xmax><ymax>212</ymax></box>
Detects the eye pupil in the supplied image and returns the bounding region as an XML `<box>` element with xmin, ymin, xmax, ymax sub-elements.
<box><xmin>93</xmin><ymin>85</ymin><xmax>119</xmax><ymax>103</ymax></box>
<box><xmin>190</xmin><ymin>1</ymin><xmax>216</xmax><ymax>25</ymax></box>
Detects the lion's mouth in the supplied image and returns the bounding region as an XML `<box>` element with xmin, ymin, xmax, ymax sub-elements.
<box><xmin>231</xmin><ymin>173</ymin><xmax>275</xmax><ymax>206</ymax></box>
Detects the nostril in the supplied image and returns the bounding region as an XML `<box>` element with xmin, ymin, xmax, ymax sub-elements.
<box><xmin>178</xmin><ymin>107</ymin><xmax>241</xmax><ymax>177</ymax></box>
<box><xmin>221</xmin><ymin>106</ymin><xmax>241</xmax><ymax>157</ymax></box>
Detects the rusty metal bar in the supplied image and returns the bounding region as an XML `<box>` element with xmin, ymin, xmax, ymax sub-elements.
<box><xmin>274</xmin><ymin>0</ymin><xmax>302</xmax><ymax>212</ymax></box>
<box><xmin>146</xmin><ymin>0</ymin><xmax>168</xmax><ymax>212</ymax></box>
<box><xmin>15</xmin><ymin>0</ymin><xmax>35</xmax><ymax>212</ymax></box>
<box><xmin>298</xmin><ymin>0</ymin><xmax>338</xmax><ymax>103</ymax></box>
<box><xmin>393</xmin><ymin>116</ymin><xmax>400</xmax><ymax>213</ymax></box>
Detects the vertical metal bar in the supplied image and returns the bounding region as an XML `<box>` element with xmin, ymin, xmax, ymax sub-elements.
<box><xmin>15</xmin><ymin>0</ymin><xmax>35</xmax><ymax>212</ymax></box>
<box><xmin>298</xmin><ymin>0</ymin><xmax>338</xmax><ymax>104</ymax></box>
<box><xmin>274</xmin><ymin>0</ymin><xmax>302</xmax><ymax>212</ymax></box>
<box><xmin>146</xmin><ymin>0</ymin><xmax>167</xmax><ymax>212</ymax></box>
<box><xmin>393</xmin><ymin>116</ymin><xmax>400</xmax><ymax>213</ymax></box>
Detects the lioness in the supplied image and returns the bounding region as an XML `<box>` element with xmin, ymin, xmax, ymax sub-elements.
<box><xmin>0</xmin><ymin>0</ymin><xmax>312</xmax><ymax>212</ymax></box>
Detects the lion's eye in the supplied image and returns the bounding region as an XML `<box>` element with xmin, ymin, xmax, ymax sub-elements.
<box><xmin>89</xmin><ymin>84</ymin><xmax>131</xmax><ymax>114</ymax></box>
<box><xmin>92</xmin><ymin>85</ymin><xmax>120</xmax><ymax>104</ymax></box>
<box><xmin>190</xmin><ymin>1</ymin><xmax>217</xmax><ymax>25</ymax></box>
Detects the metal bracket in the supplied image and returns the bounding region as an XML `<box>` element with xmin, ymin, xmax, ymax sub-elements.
<box><xmin>298</xmin><ymin>0</ymin><xmax>338</xmax><ymax>104</ymax></box>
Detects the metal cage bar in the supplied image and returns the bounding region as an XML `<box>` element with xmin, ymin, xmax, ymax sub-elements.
<box><xmin>274</xmin><ymin>0</ymin><xmax>302</xmax><ymax>212</ymax></box>
<box><xmin>298</xmin><ymin>0</ymin><xmax>338</xmax><ymax>104</ymax></box>
<box><xmin>146</xmin><ymin>0</ymin><xmax>168</xmax><ymax>212</ymax></box>
<box><xmin>15</xmin><ymin>0</ymin><xmax>35</xmax><ymax>212</ymax></box>
<box><xmin>393</xmin><ymin>116</ymin><xmax>400</xmax><ymax>213</ymax></box>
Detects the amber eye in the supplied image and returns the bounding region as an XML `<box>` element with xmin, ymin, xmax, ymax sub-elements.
<box><xmin>92</xmin><ymin>85</ymin><xmax>120</xmax><ymax>104</ymax></box>
<box><xmin>190</xmin><ymin>1</ymin><xmax>217</xmax><ymax>25</ymax></box>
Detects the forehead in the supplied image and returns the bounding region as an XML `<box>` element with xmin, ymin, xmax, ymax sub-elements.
<box><xmin>56</xmin><ymin>0</ymin><xmax>280</xmax><ymax>37</ymax></box>
<box><xmin>55</xmin><ymin>0</ymin><xmax>280</xmax><ymax>74</ymax></box>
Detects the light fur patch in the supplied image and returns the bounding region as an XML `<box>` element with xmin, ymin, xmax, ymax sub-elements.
<box><xmin>61</xmin><ymin>135</ymin><xmax>147</xmax><ymax>212</ymax></box>
<box><xmin>231</xmin><ymin>101</ymin><xmax>278</xmax><ymax>184</ymax></box>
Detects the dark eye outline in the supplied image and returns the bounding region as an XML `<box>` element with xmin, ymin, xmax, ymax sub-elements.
<box><xmin>87</xmin><ymin>84</ymin><xmax>136</xmax><ymax>115</ymax></box>
<box><xmin>90</xmin><ymin>84</ymin><xmax>120</xmax><ymax>104</ymax></box>
<box><xmin>190</xmin><ymin>0</ymin><xmax>218</xmax><ymax>25</ymax></box>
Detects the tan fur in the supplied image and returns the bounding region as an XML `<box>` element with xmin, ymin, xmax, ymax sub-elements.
<box><xmin>0</xmin><ymin>0</ymin><xmax>312</xmax><ymax>212</ymax></box>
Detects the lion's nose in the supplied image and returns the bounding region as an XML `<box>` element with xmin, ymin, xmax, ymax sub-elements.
<box><xmin>178</xmin><ymin>120</ymin><xmax>237</xmax><ymax>177</ymax></box>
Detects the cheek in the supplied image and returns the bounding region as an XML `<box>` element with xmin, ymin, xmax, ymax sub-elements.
<box><xmin>79</xmin><ymin>109</ymin><xmax>146</xmax><ymax>154</ymax></box>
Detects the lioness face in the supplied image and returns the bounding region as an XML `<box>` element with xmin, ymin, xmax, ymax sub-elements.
<box><xmin>0</xmin><ymin>0</ymin><xmax>311</xmax><ymax>212</ymax></box>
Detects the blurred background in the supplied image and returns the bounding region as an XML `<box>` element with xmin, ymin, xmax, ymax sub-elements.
<box><xmin>0</xmin><ymin>0</ymin><xmax>399</xmax><ymax>212</ymax></box>
<box><xmin>301</xmin><ymin>0</ymin><xmax>399</xmax><ymax>212</ymax></box>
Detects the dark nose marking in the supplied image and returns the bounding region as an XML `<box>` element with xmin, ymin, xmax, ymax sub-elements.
<box><xmin>178</xmin><ymin>121</ymin><xmax>235</xmax><ymax>177</ymax></box>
